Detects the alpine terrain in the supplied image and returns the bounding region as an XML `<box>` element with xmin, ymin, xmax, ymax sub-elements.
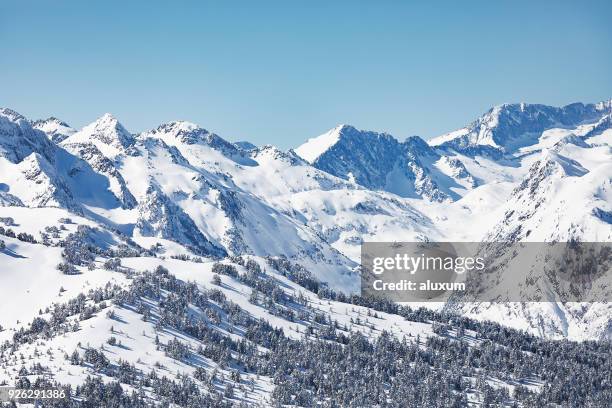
<box><xmin>0</xmin><ymin>101</ymin><xmax>611</xmax><ymax>406</ymax></box>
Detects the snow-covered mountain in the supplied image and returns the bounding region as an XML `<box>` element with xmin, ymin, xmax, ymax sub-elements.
<box><xmin>1</xmin><ymin>101</ymin><xmax>610</xmax><ymax>335</ymax></box>
<box><xmin>430</xmin><ymin>101</ymin><xmax>610</xmax><ymax>153</ymax></box>
<box><xmin>296</xmin><ymin>102</ymin><xmax>611</xmax><ymax>341</ymax></box>
<box><xmin>32</xmin><ymin>117</ymin><xmax>76</xmax><ymax>143</ymax></box>
<box><xmin>0</xmin><ymin>101</ymin><xmax>611</xmax><ymax>406</ymax></box>
<box><xmin>295</xmin><ymin>125</ymin><xmax>478</xmax><ymax>201</ymax></box>
<box><xmin>0</xmin><ymin>108</ymin><xmax>57</xmax><ymax>164</ymax></box>
<box><xmin>444</xmin><ymin>131</ymin><xmax>612</xmax><ymax>340</ymax></box>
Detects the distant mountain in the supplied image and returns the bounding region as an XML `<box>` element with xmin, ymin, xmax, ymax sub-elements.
<box><xmin>62</xmin><ymin>113</ymin><xmax>136</xmax><ymax>159</ymax></box>
<box><xmin>144</xmin><ymin>121</ymin><xmax>257</xmax><ymax>166</ymax></box>
<box><xmin>234</xmin><ymin>140</ymin><xmax>258</xmax><ymax>151</ymax></box>
<box><xmin>430</xmin><ymin>101</ymin><xmax>611</xmax><ymax>153</ymax></box>
<box><xmin>295</xmin><ymin>125</ymin><xmax>477</xmax><ymax>201</ymax></box>
<box><xmin>445</xmin><ymin>134</ymin><xmax>612</xmax><ymax>339</ymax></box>
<box><xmin>32</xmin><ymin>116</ymin><xmax>76</xmax><ymax>143</ymax></box>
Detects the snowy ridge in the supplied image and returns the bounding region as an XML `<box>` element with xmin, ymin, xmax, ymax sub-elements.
<box><xmin>295</xmin><ymin>124</ymin><xmax>478</xmax><ymax>201</ymax></box>
<box><xmin>430</xmin><ymin>101</ymin><xmax>610</xmax><ymax>153</ymax></box>
<box><xmin>0</xmin><ymin>108</ymin><xmax>56</xmax><ymax>164</ymax></box>
<box><xmin>145</xmin><ymin>121</ymin><xmax>256</xmax><ymax>166</ymax></box>
<box><xmin>62</xmin><ymin>113</ymin><xmax>136</xmax><ymax>159</ymax></box>
<box><xmin>294</xmin><ymin>124</ymin><xmax>345</xmax><ymax>163</ymax></box>
<box><xmin>32</xmin><ymin>117</ymin><xmax>76</xmax><ymax>143</ymax></box>
<box><xmin>444</xmin><ymin>133</ymin><xmax>612</xmax><ymax>339</ymax></box>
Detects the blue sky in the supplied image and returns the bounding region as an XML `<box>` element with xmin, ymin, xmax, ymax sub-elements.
<box><xmin>1</xmin><ymin>1</ymin><xmax>611</xmax><ymax>148</ymax></box>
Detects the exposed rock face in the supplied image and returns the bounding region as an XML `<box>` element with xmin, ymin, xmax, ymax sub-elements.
<box><xmin>296</xmin><ymin>125</ymin><xmax>476</xmax><ymax>201</ymax></box>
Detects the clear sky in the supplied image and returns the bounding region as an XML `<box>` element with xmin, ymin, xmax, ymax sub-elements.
<box><xmin>1</xmin><ymin>1</ymin><xmax>611</xmax><ymax>148</ymax></box>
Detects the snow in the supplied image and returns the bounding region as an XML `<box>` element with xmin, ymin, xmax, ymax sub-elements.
<box><xmin>0</xmin><ymin>101</ymin><xmax>611</xmax><ymax>406</ymax></box>
<box><xmin>0</xmin><ymin>237</ymin><xmax>128</xmax><ymax>331</ymax></box>
<box><xmin>62</xmin><ymin>113</ymin><xmax>134</xmax><ymax>159</ymax></box>
<box><xmin>588</xmin><ymin>128</ymin><xmax>612</xmax><ymax>145</ymax></box>
<box><xmin>32</xmin><ymin>117</ymin><xmax>76</xmax><ymax>143</ymax></box>
<box><xmin>294</xmin><ymin>125</ymin><xmax>344</xmax><ymax>163</ymax></box>
<box><xmin>0</xmin><ymin>100</ymin><xmax>610</xmax><ymax>353</ymax></box>
<box><xmin>0</xmin><ymin>244</ymin><xmax>432</xmax><ymax>405</ymax></box>
<box><xmin>428</xmin><ymin>127</ymin><xmax>469</xmax><ymax>146</ymax></box>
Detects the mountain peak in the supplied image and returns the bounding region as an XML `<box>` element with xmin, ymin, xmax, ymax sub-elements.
<box><xmin>234</xmin><ymin>140</ymin><xmax>257</xmax><ymax>151</ymax></box>
<box><xmin>148</xmin><ymin>120</ymin><xmax>210</xmax><ymax>144</ymax></box>
<box><xmin>539</xmin><ymin>149</ymin><xmax>589</xmax><ymax>178</ymax></box>
<box><xmin>32</xmin><ymin>117</ymin><xmax>71</xmax><ymax>128</ymax></box>
<box><xmin>154</xmin><ymin>120</ymin><xmax>201</xmax><ymax>134</ymax></box>
<box><xmin>89</xmin><ymin>113</ymin><xmax>127</xmax><ymax>131</ymax></box>
<box><xmin>0</xmin><ymin>108</ymin><xmax>57</xmax><ymax>163</ymax></box>
<box><xmin>334</xmin><ymin>123</ymin><xmax>355</xmax><ymax>133</ymax></box>
<box><xmin>99</xmin><ymin>112</ymin><xmax>116</xmax><ymax>121</ymax></box>
<box><xmin>294</xmin><ymin>125</ymin><xmax>345</xmax><ymax>163</ymax></box>
<box><xmin>89</xmin><ymin>113</ymin><xmax>122</xmax><ymax>130</ymax></box>
<box><xmin>62</xmin><ymin>113</ymin><xmax>134</xmax><ymax>153</ymax></box>
<box><xmin>294</xmin><ymin>124</ymin><xmax>390</xmax><ymax>163</ymax></box>
<box><xmin>430</xmin><ymin>101</ymin><xmax>609</xmax><ymax>153</ymax></box>
<box><xmin>0</xmin><ymin>107</ymin><xmax>27</xmax><ymax>123</ymax></box>
<box><xmin>252</xmin><ymin>145</ymin><xmax>306</xmax><ymax>166</ymax></box>
<box><xmin>32</xmin><ymin>117</ymin><xmax>76</xmax><ymax>143</ymax></box>
<box><xmin>141</xmin><ymin>120</ymin><xmax>257</xmax><ymax>165</ymax></box>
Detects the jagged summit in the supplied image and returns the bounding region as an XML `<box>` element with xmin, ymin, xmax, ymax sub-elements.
<box><xmin>533</xmin><ymin>149</ymin><xmax>589</xmax><ymax>180</ymax></box>
<box><xmin>0</xmin><ymin>107</ymin><xmax>27</xmax><ymax>122</ymax></box>
<box><xmin>295</xmin><ymin>124</ymin><xmax>395</xmax><ymax>163</ymax></box>
<box><xmin>294</xmin><ymin>125</ymin><xmax>345</xmax><ymax>163</ymax></box>
<box><xmin>252</xmin><ymin>144</ymin><xmax>307</xmax><ymax>166</ymax></box>
<box><xmin>146</xmin><ymin>120</ymin><xmax>216</xmax><ymax>145</ymax></box>
<box><xmin>150</xmin><ymin>120</ymin><xmax>200</xmax><ymax>134</ymax></box>
<box><xmin>234</xmin><ymin>140</ymin><xmax>257</xmax><ymax>151</ymax></box>
<box><xmin>32</xmin><ymin>117</ymin><xmax>76</xmax><ymax>143</ymax></box>
<box><xmin>295</xmin><ymin>124</ymin><xmax>471</xmax><ymax>201</ymax></box>
<box><xmin>142</xmin><ymin>121</ymin><xmax>257</xmax><ymax>166</ymax></box>
<box><xmin>32</xmin><ymin>116</ymin><xmax>71</xmax><ymax>128</ymax></box>
<box><xmin>89</xmin><ymin>113</ymin><xmax>134</xmax><ymax>147</ymax></box>
<box><xmin>62</xmin><ymin>113</ymin><xmax>134</xmax><ymax>155</ymax></box>
<box><xmin>430</xmin><ymin>101</ymin><xmax>610</xmax><ymax>153</ymax></box>
<box><xmin>0</xmin><ymin>107</ymin><xmax>56</xmax><ymax>163</ymax></box>
<box><xmin>158</xmin><ymin>120</ymin><xmax>200</xmax><ymax>132</ymax></box>
<box><xmin>144</xmin><ymin>120</ymin><xmax>240</xmax><ymax>150</ymax></box>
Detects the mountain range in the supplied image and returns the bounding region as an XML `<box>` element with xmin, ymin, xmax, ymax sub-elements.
<box><xmin>0</xmin><ymin>100</ymin><xmax>611</xmax><ymax>406</ymax></box>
